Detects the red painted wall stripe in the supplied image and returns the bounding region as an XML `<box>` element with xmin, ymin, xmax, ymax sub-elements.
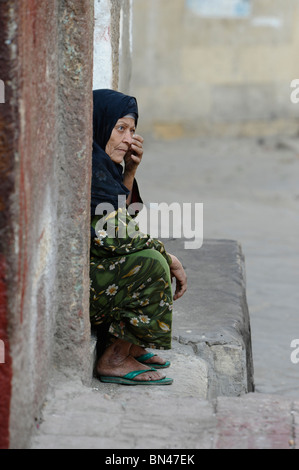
<box><xmin>0</xmin><ymin>254</ymin><xmax>13</xmax><ymax>449</ymax></box>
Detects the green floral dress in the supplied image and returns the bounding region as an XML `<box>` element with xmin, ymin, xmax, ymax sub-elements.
<box><xmin>90</xmin><ymin>208</ymin><xmax>173</xmax><ymax>350</ymax></box>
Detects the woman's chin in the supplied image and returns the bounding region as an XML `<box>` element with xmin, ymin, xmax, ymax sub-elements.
<box><xmin>110</xmin><ymin>155</ymin><xmax>125</xmax><ymax>164</ymax></box>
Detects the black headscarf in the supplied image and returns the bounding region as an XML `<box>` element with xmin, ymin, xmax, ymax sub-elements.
<box><xmin>91</xmin><ymin>89</ymin><xmax>139</xmax><ymax>216</ymax></box>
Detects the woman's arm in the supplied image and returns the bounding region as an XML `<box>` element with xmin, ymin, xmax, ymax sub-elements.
<box><xmin>123</xmin><ymin>173</ymin><xmax>135</xmax><ymax>206</ymax></box>
<box><xmin>123</xmin><ymin>134</ymin><xmax>144</xmax><ymax>205</ymax></box>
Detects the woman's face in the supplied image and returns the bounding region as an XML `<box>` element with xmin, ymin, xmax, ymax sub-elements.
<box><xmin>105</xmin><ymin>117</ymin><xmax>136</xmax><ymax>164</ymax></box>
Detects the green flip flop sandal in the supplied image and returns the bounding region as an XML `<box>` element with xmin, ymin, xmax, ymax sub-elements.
<box><xmin>135</xmin><ymin>352</ymin><xmax>171</xmax><ymax>369</ymax></box>
<box><xmin>99</xmin><ymin>368</ymin><xmax>173</xmax><ymax>385</ymax></box>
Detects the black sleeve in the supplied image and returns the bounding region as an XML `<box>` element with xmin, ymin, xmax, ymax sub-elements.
<box><xmin>127</xmin><ymin>178</ymin><xmax>144</xmax><ymax>218</ymax></box>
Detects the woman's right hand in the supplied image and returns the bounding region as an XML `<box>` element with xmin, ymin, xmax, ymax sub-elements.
<box><xmin>169</xmin><ymin>254</ymin><xmax>187</xmax><ymax>301</ymax></box>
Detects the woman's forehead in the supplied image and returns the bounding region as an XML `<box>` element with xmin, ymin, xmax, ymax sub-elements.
<box><xmin>115</xmin><ymin>117</ymin><xmax>136</xmax><ymax>127</ymax></box>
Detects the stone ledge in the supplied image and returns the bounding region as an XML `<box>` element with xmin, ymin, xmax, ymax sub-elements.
<box><xmin>163</xmin><ymin>238</ymin><xmax>255</xmax><ymax>399</ymax></box>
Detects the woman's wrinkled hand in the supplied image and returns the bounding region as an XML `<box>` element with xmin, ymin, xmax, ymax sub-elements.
<box><xmin>169</xmin><ymin>254</ymin><xmax>187</xmax><ymax>301</ymax></box>
<box><xmin>124</xmin><ymin>134</ymin><xmax>144</xmax><ymax>176</ymax></box>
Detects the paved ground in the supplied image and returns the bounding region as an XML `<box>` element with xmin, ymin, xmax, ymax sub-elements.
<box><xmin>31</xmin><ymin>367</ymin><xmax>298</xmax><ymax>449</ymax></box>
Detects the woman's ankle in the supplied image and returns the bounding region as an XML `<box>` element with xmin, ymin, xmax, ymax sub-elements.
<box><xmin>98</xmin><ymin>339</ymin><xmax>132</xmax><ymax>368</ymax></box>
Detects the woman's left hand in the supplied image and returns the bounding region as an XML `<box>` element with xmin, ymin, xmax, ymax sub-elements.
<box><xmin>124</xmin><ymin>134</ymin><xmax>144</xmax><ymax>176</ymax></box>
<box><xmin>169</xmin><ymin>254</ymin><xmax>187</xmax><ymax>301</ymax></box>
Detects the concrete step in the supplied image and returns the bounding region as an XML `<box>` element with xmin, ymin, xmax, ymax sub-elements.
<box><xmin>30</xmin><ymin>373</ymin><xmax>297</xmax><ymax>449</ymax></box>
<box><xmin>156</xmin><ymin>238</ymin><xmax>254</xmax><ymax>398</ymax></box>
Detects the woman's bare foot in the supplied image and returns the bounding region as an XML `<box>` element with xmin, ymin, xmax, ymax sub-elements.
<box><xmin>97</xmin><ymin>339</ymin><xmax>166</xmax><ymax>382</ymax></box>
<box><xmin>129</xmin><ymin>344</ymin><xmax>169</xmax><ymax>367</ymax></box>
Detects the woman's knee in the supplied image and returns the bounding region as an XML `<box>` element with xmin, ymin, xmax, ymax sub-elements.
<box><xmin>141</xmin><ymin>249</ymin><xmax>169</xmax><ymax>269</ymax></box>
<box><xmin>137</xmin><ymin>249</ymin><xmax>171</xmax><ymax>284</ymax></box>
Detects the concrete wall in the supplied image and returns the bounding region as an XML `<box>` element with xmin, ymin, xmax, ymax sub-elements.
<box><xmin>0</xmin><ymin>0</ymin><xmax>93</xmax><ymax>449</ymax></box>
<box><xmin>0</xmin><ymin>0</ymin><xmax>133</xmax><ymax>450</ymax></box>
<box><xmin>130</xmin><ymin>0</ymin><xmax>299</xmax><ymax>138</ymax></box>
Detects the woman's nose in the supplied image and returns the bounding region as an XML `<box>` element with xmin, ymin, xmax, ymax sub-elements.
<box><xmin>122</xmin><ymin>130</ymin><xmax>133</xmax><ymax>145</ymax></box>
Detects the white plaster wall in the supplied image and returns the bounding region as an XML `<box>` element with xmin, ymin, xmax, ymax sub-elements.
<box><xmin>93</xmin><ymin>0</ymin><xmax>113</xmax><ymax>89</ymax></box>
<box><xmin>118</xmin><ymin>0</ymin><xmax>133</xmax><ymax>93</ymax></box>
<box><xmin>93</xmin><ymin>0</ymin><xmax>133</xmax><ymax>91</ymax></box>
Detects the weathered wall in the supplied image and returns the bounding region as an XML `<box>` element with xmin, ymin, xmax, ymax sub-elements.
<box><xmin>0</xmin><ymin>0</ymin><xmax>93</xmax><ymax>449</ymax></box>
<box><xmin>54</xmin><ymin>0</ymin><xmax>94</xmax><ymax>382</ymax></box>
<box><xmin>131</xmin><ymin>0</ymin><xmax>299</xmax><ymax>138</ymax></box>
<box><xmin>93</xmin><ymin>0</ymin><xmax>132</xmax><ymax>93</ymax></box>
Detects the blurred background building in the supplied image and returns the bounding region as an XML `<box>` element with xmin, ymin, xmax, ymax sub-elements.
<box><xmin>129</xmin><ymin>0</ymin><xmax>299</xmax><ymax>139</ymax></box>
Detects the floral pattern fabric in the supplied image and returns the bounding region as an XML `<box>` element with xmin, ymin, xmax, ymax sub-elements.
<box><xmin>90</xmin><ymin>209</ymin><xmax>173</xmax><ymax>350</ymax></box>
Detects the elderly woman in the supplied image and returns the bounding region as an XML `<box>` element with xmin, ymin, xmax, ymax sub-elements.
<box><xmin>90</xmin><ymin>89</ymin><xmax>187</xmax><ymax>385</ymax></box>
